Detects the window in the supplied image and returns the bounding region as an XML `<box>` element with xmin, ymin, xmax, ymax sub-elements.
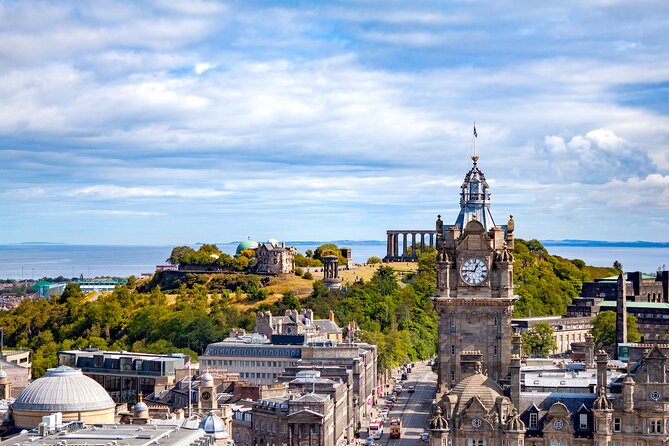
<box><xmin>550</xmin><ymin>440</ymin><xmax>558</xmax><ymax>446</ymax></box>
<box><xmin>579</xmin><ymin>414</ymin><xmax>588</xmax><ymax>430</ymax></box>
<box><xmin>494</xmin><ymin>345</ymin><xmax>498</xmax><ymax>356</ymax></box>
<box><xmin>450</xmin><ymin>371</ymin><xmax>456</xmax><ymax>382</ymax></box>
<box><xmin>451</xmin><ymin>345</ymin><xmax>455</xmax><ymax>355</ymax></box>
<box><xmin>529</xmin><ymin>413</ymin><xmax>538</xmax><ymax>429</ymax></box>
<box><xmin>650</xmin><ymin>419</ymin><xmax>662</xmax><ymax>434</ymax></box>
<box><xmin>493</xmin><ymin>316</ymin><xmax>498</xmax><ymax>327</ymax></box>
<box><xmin>614</xmin><ymin>418</ymin><xmax>621</xmax><ymax>432</ymax></box>
<box><xmin>559</xmin><ymin>441</ymin><xmax>567</xmax><ymax>446</ymax></box>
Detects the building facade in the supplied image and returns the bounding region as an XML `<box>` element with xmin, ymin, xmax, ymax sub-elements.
<box><xmin>428</xmin><ymin>152</ymin><xmax>669</xmax><ymax>446</ymax></box>
<box><xmin>255</xmin><ymin>242</ymin><xmax>296</xmax><ymax>275</ymax></box>
<box><xmin>433</xmin><ymin>155</ymin><xmax>516</xmax><ymax>388</ymax></box>
<box><xmin>58</xmin><ymin>349</ymin><xmax>188</xmax><ymax>404</ymax></box>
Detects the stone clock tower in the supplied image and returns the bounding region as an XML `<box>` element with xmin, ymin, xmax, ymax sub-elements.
<box><xmin>433</xmin><ymin>154</ymin><xmax>517</xmax><ymax>391</ymax></box>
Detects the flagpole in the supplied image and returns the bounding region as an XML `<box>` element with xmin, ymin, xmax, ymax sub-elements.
<box><xmin>472</xmin><ymin>122</ymin><xmax>478</xmax><ymax>163</ymax></box>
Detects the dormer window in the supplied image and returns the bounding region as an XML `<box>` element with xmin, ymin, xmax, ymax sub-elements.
<box><xmin>579</xmin><ymin>413</ymin><xmax>588</xmax><ymax>430</ymax></box>
<box><xmin>529</xmin><ymin>412</ymin><xmax>538</xmax><ymax>429</ymax></box>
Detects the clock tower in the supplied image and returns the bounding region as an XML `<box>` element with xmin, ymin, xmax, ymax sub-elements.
<box><xmin>433</xmin><ymin>153</ymin><xmax>517</xmax><ymax>391</ymax></box>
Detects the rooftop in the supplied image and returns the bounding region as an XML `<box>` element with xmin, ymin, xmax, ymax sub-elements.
<box><xmin>0</xmin><ymin>420</ymin><xmax>211</xmax><ymax>446</ymax></box>
<box><xmin>599</xmin><ymin>301</ymin><xmax>669</xmax><ymax>310</ymax></box>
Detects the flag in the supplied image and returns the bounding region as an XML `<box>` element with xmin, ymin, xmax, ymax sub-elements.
<box><xmin>184</xmin><ymin>356</ymin><xmax>191</xmax><ymax>369</ymax></box>
<box><xmin>473</xmin><ymin>124</ymin><xmax>478</xmax><ymax>138</ymax></box>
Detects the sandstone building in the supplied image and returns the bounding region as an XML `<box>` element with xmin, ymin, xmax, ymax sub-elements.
<box><xmin>428</xmin><ymin>152</ymin><xmax>669</xmax><ymax>446</ymax></box>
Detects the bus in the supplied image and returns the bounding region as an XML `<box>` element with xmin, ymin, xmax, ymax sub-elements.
<box><xmin>369</xmin><ymin>420</ymin><xmax>384</xmax><ymax>439</ymax></box>
<box><xmin>389</xmin><ymin>418</ymin><xmax>403</xmax><ymax>439</ymax></box>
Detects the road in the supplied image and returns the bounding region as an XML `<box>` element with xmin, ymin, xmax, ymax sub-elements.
<box><xmin>378</xmin><ymin>361</ymin><xmax>437</xmax><ymax>446</ymax></box>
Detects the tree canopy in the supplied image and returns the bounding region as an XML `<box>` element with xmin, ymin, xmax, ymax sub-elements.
<box><xmin>513</xmin><ymin>239</ymin><xmax>617</xmax><ymax>317</ymax></box>
<box><xmin>590</xmin><ymin>310</ymin><xmax>641</xmax><ymax>347</ymax></box>
<box><xmin>521</xmin><ymin>322</ymin><xmax>557</xmax><ymax>357</ymax></box>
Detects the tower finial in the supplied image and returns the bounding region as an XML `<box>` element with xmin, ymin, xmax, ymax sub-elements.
<box><xmin>472</xmin><ymin>122</ymin><xmax>479</xmax><ymax>164</ymax></box>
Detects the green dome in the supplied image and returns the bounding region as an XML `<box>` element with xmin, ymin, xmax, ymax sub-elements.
<box><xmin>236</xmin><ymin>238</ymin><xmax>258</xmax><ymax>255</ymax></box>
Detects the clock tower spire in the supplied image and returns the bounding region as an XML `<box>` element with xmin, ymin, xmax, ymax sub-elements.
<box><xmin>433</xmin><ymin>142</ymin><xmax>517</xmax><ymax>392</ymax></box>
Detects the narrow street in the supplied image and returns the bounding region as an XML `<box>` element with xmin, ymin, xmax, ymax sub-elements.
<box><xmin>375</xmin><ymin>361</ymin><xmax>438</xmax><ymax>446</ymax></box>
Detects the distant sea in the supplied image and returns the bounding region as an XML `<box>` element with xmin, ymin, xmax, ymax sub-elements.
<box><xmin>0</xmin><ymin>241</ymin><xmax>667</xmax><ymax>280</ymax></box>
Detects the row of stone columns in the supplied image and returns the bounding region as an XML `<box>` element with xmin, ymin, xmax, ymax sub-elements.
<box><xmin>385</xmin><ymin>230</ymin><xmax>437</xmax><ymax>259</ymax></box>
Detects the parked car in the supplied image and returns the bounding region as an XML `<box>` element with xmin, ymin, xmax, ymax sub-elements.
<box><xmin>386</xmin><ymin>403</ymin><xmax>394</xmax><ymax>411</ymax></box>
<box><xmin>388</xmin><ymin>394</ymin><xmax>396</xmax><ymax>403</ymax></box>
<box><xmin>408</xmin><ymin>385</ymin><xmax>416</xmax><ymax>393</ymax></box>
<box><xmin>380</xmin><ymin>409</ymin><xmax>389</xmax><ymax>419</ymax></box>
<box><xmin>420</xmin><ymin>433</ymin><xmax>429</xmax><ymax>442</ymax></box>
<box><xmin>366</xmin><ymin>437</ymin><xmax>375</xmax><ymax>446</ymax></box>
<box><xmin>394</xmin><ymin>384</ymin><xmax>403</xmax><ymax>393</ymax></box>
<box><xmin>401</xmin><ymin>373</ymin><xmax>408</xmax><ymax>380</ymax></box>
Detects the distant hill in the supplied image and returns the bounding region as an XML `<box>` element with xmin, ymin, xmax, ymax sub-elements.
<box><xmin>542</xmin><ymin>239</ymin><xmax>669</xmax><ymax>248</ymax></box>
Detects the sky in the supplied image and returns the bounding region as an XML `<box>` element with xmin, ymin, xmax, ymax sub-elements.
<box><xmin>1</xmin><ymin>0</ymin><xmax>669</xmax><ymax>245</ymax></box>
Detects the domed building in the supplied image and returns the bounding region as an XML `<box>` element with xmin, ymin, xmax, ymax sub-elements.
<box><xmin>236</xmin><ymin>238</ymin><xmax>258</xmax><ymax>255</ymax></box>
<box><xmin>200</xmin><ymin>411</ymin><xmax>229</xmax><ymax>443</ymax></box>
<box><xmin>11</xmin><ymin>365</ymin><xmax>115</xmax><ymax>428</ymax></box>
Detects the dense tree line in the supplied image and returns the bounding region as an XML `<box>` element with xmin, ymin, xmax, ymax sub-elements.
<box><xmin>513</xmin><ymin>239</ymin><xmax>616</xmax><ymax>317</ymax></box>
<box><xmin>0</xmin><ymin>283</ymin><xmax>255</xmax><ymax>378</ymax></box>
<box><xmin>299</xmin><ymin>250</ymin><xmax>439</xmax><ymax>371</ymax></box>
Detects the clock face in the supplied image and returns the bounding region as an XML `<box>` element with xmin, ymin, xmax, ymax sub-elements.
<box><xmin>650</xmin><ymin>391</ymin><xmax>661</xmax><ymax>401</ymax></box>
<box><xmin>460</xmin><ymin>258</ymin><xmax>488</xmax><ymax>285</ymax></box>
<box><xmin>201</xmin><ymin>391</ymin><xmax>211</xmax><ymax>400</ymax></box>
<box><xmin>554</xmin><ymin>419</ymin><xmax>564</xmax><ymax>430</ymax></box>
<box><xmin>472</xmin><ymin>418</ymin><xmax>482</xmax><ymax>428</ymax></box>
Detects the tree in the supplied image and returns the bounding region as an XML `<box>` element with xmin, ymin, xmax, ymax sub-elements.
<box><xmin>305</xmin><ymin>249</ymin><xmax>314</xmax><ymax>259</ymax></box>
<box><xmin>167</xmin><ymin>246</ymin><xmax>195</xmax><ymax>265</ymax></box>
<box><xmin>521</xmin><ymin>322</ymin><xmax>557</xmax><ymax>357</ymax></box>
<box><xmin>367</xmin><ymin>256</ymin><xmax>381</xmax><ymax>265</ymax></box>
<box><xmin>591</xmin><ymin>310</ymin><xmax>641</xmax><ymax>347</ymax></box>
<box><xmin>613</xmin><ymin>260</ymin><xmax>623</xmax><ymax>272</ymax></box>
<box><xmin>281</xmin><ymin>291</ymin><xmax>300</xmax><ymax>310</ymax></box>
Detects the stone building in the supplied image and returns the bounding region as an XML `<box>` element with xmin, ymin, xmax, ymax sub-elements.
<box><xmin>568</xmin><ymin>273</ymin><xmax>669</xmax><ymax>343</ymax></box>
<box><xmin>433</xmin><ymin>154</ymin><xmax>516</xmax><ymax>388</ymax></box>
<box><xmin>232</xmin><ymin>386</ymin><xmax>345</xmax><ymax>446</ymax></box>
<box><xmin>255</xmin><ymin>309</ymin><xmax>343</xmax><ymax>343</ymax></box>
<box><xmin>428</xmin><ymin>151</ymin><xmax>669</xmax><ymax>446</ymax></box>
<box><xmin>255</xmin><ymin>242</ymin><xmax>296</xmax><ymax>275</ymax></box>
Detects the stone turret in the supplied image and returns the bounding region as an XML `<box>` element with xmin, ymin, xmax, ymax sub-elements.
<box><xmin>596</xmin><ymin>350</ymin><xmax>608</xmax><ymax>390</ymax></box>
<box><xmin>504</xmin><ymin>408</ymin><xmax>526</xmax><ymax>446</ymax></box>
<box><xmin>510</xmin><ymin>354</ymin><xmax>521</xmax><ymax>410</ymax></box>
<box><xmin>429</xmin><ymin>406</ymin><xmax>449</xmax><ymax>446</ymax></box>
<box><xmin>584</xmin><ymin>334</ymin><xmax>595</xmax><ymax>368</ymax></box>
<box><xmin>622</xmin><ymin>374</ymin><xmax>635</xmax><ymax>411</ymax></box>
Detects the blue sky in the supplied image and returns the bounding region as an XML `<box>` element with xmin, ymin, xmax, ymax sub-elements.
<box><xmin>1</xmin><ymin>0</ymin><xmax>669</xmax><ymax>245</ymax></box>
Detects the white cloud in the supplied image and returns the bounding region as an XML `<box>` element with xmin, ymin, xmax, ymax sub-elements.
<box><xmin>68</xmin><ymin>185</ymin><xmax>232</xmax><ymax>199</ymax></box>
<box><xmin>74</xmin><ymin>209</ymin><xmax>166</xmax><ymax>216</ymax></box>
<box><xmin>194</xmin><ymin>62</ymin><xmax>215</xmax><ymax>74</ymax></box>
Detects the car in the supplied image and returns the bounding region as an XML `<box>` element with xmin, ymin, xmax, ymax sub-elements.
<box><xmin>380</xmin><ymin>409</ymin><xmax>389</xmax><ymax>419</ymax></box>
<box><xmin>408</xmin><ymin>385</ymin><xmax>416</xmax><ymax>393</ymax></box>
<box><xmin>401</xmin><ymin>373</ymin><xmax>408</xmax><ymax>380</ymax></box>
<box><xmin>420</xmin><ymin>433</ymin><xmax>429</xmax><ymax>442</ymax></box>
<box><xmin>366</xmin><ymin>437</ymin><xmax>375</xmax><ymax>446</ymax></box>
<box><xmin>388</xmin><ymin>394</ymin><xmax>396</xmax><ymax>403</ymax></box>
<box><xmin>386</xmin><ymin>403</ymin><xmax>393</xmax><ymax>411</ymax></box>
<box><xmin>394</xmin><ymin>385</ymin><xmax>403</xmax><ymax>393</ymax></box>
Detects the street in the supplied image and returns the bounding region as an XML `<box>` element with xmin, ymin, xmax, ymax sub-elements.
<box><xmin>377</xmin><ymin>361</ymin><xmax>437</xmax><ymax>446</ymax></box>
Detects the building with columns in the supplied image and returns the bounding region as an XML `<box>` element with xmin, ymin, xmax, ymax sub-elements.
<box><xmin>427</xmin><ymin>151</ymin><xmax>669</xmax><ymax>446</ymax></box>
